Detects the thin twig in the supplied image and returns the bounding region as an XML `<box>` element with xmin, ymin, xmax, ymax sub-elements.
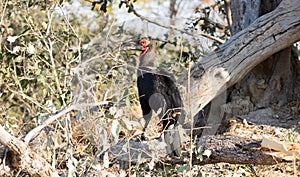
<box><xmin>131</xmin><ymin>8</ymin><xmax>225</xmax><ymax>44</ymax></box>
<box><xmin>0</xmin><ymin>0</ymin><xmax>8</xmax><ymax>26</ymax></box>
<box><xmin>224</xmin><ymin>0</ymin><xmax>232</xmax><ymax>36</ymax></box>
<box><xmin>7</xmin><ymin>86</ymin><xmax>52</xmax><ymax>113</ymax></box>
<box><xmin>57</xmin><ymin>4</ymin><xmax>82</xmax><ymax>62</ymax></box>
<box><xmin>24</xmin><ymin>101</ymin><xmax>111</xmax><ymax>143</ymax></box>
<box><xmin>187</xmin><ymin>55</ymin><xmax>193</xmax><ymax>176</ymax></box>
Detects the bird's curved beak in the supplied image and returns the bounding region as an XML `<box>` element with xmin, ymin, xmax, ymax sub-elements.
<box><xmin>120</xmin><ymin>41</ymin><xmax>143</xmax><ymax>51</ymax></box>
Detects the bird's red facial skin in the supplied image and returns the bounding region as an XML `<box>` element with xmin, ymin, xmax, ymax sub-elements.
<box><xmin>139</xmin><ymin>39</ymin><xmax>150</xmax><ymax>57</ymax></box>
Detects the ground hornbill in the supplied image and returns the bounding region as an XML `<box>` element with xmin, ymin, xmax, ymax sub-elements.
<box><xmin>122</xmin><ymin>38</ymin><xmax>184</xmax><ymax>155</ymax></box>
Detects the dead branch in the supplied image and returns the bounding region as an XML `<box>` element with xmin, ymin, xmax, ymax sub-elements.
<box><xmin>180</xmin><ymin>0</ymin><xmax>300</xmax><ymax>118</ymax></box>
<box><xmin>24</xmin><ymin>101</ymin><xmax>112</xmax><ymax>143</ymax></box>
<box><xmin>0</xmin><ymin>125</ymin><xmax>59</xmax><ymax>177</ymax></box>
<box><xmin>128</xmin><ymin>3</ymin><xmax>225</xmax><ymax>44</ymax></box>
<box><xmin>109</xmin><ymin>135</ymin><xmax>288</xmax><ymax>166</ymax></box>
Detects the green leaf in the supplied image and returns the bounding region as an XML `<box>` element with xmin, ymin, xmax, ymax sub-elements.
<box><xmin>177</xmin><ymin>165</ymin><xmax>190</xmax><ymax>173</ymax></box>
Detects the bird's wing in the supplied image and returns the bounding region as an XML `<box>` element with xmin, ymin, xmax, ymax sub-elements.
<box><xmin>152</xmin><ymin>74</ymin><xmax>184</xmax><ymax>126</ymax></box>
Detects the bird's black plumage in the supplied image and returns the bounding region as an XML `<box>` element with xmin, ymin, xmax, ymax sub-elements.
<box><xmin>135</xmin><ymin>39</ymin><xmax>183</xmax><ymax>132</ymax></box>
<box><xmin>123</xmin><ymin>38</ymin><xmax>183</xmax><ymax>155</ymax></box>
<box><xmin>137</xmin><ymin>71</ymin><xmax>183</xmax><ymax>131</ymax></box>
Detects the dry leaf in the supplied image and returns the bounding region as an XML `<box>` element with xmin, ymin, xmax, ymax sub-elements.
<box><xmin>261</xmin><ymin>135</ymin><xmax>300</xmax><ymax>160</ymax></box>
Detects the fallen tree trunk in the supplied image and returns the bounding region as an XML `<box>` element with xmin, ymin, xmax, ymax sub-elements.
<box><xmin>180</xmin><ymin>0</ymin><xmax>300</xmax><ymax>118</ymax></box>
<box><xmin>109</xmin><ymin>135</ymin><xmax>288</xmax><ymax>166</ymax></box>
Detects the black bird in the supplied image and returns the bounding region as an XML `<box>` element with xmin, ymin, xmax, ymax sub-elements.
<box><xmin>122</xmin><ymin>38</ymin><xmax>184</xmax><ymax>155</ymax></box>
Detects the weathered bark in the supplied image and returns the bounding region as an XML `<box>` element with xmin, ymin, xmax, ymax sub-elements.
<box><xmin>236</xmin><ymin>0</ymin><xmax>298</xmax><ymax>109</ymax></box>
<box><xmin>230</xmin><ymin>0</ymin><xmax>260</xmax><ymax>34</ymax></box>
<box><xmin>199</xmin><ymin>0</ymin><xmax>286</xmax><ymax>136</ymax></box>
<box><xmin>0</xmin><ymin>125</ymin><xmax>59</xmax><ymax>177</ymax></box>
<box><xmin>180</xmin><ymin>0</ymin><xmax>300</xmax><ymax>119</ymax></box>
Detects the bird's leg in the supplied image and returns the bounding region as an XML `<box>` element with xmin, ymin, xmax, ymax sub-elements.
<box><xmin>140</xmin><ymin>111</ymin><xmax>152</xmax><ymax>141</ymax></box>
